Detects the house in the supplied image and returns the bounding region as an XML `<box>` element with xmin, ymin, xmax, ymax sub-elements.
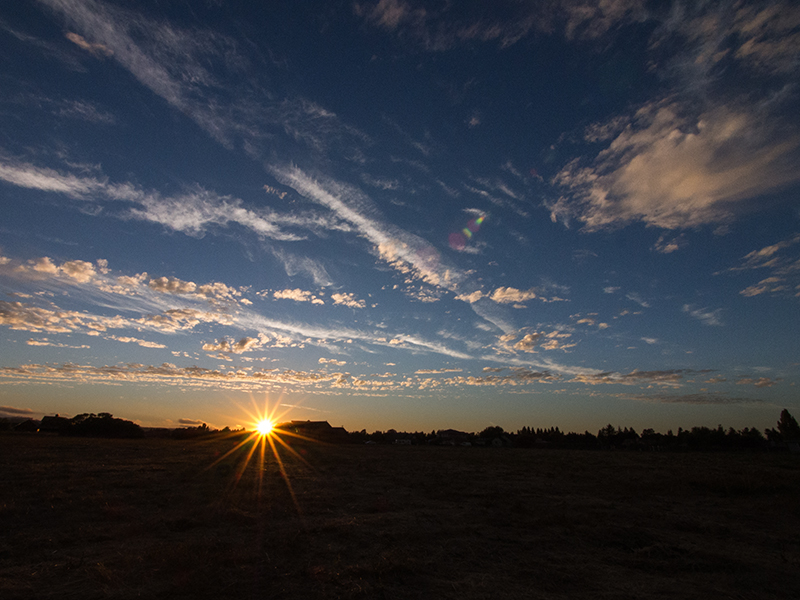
<box><xmin>277</xmin><ymin>420</ymin><xmax>349</xmax><ymax>443</ymax></box>
<box><xmin>433</xmin><ymin>429</ymin><xmax>471</xmax><ymax>446</ymax></box>
<box><xmin>38</xmin><ymin>415</ymin><xmax>70</xmax><ymax>434</ymax></box>
<box><xmin>14</xmin><ymin>419</ymin><xmax>40</xmax><ymax>432</ymax></box>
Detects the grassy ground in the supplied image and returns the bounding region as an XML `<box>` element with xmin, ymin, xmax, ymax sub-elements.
<box><xmin>2</xmin><ymin>433</ymin><xmax>799</xmax><ymax>599</ymax></box>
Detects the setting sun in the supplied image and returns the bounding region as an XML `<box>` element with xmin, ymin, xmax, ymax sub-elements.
<box><xmin>255</xmin><ymin>419</ymin><xmax>273</xmax><ymax>436</ymax></box>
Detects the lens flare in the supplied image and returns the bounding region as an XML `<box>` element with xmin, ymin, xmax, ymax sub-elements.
<box><xmin>449</xmin><ymin>214</ymin><xmax>486</xmax><ymax>251</ymax></box>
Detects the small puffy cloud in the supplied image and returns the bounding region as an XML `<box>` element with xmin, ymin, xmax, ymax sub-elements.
<box><xmin>514</xmin><ymin>333</ymin><xmax>541</xmax><ymax>352</ymax></box>
<box><xmin>500</xmin><ymin>329</ymin><xmax>574</xmax><ymax>354</ymax></box>
<box><xmin>230</xmin><ymin>336</ymin><xmax>264</xmax><ymax>354</ymax></box>
<box><xmin>203</xmin><ymin>334</ymin><xmax>268</xmax><ymax>355</ymax></box>
<box><xmin>641</xmin><ymin>337</ymin><xmax>658</xmax><ymax>345</ymax></box>
<box><xmin>107</xmin><ymin>273</ymin><xmax>148</xmax><ymax>294</ymax></box>
<box><xmin>331</xmin><ymin>292</ymin><xmax>366</xmax><ymax>308</ymax></box>
<box><xmin>196</xmin><ymin>282</ymin><xmax>240</xmax><ymax>301</ymax></box>
<box><xmin>455</xmin><ymin>290</ymin><xmax>485</xmax><ymax>303</ymax></box>
<box><xmin>178</xmin><ymin>418</ymin><xmax>205</xmax><ymax>426</ymax></box>
<box><xmin>736</xmin><ymin>376</ymin><xmax>780</xmax><ymax>388</ymax></box>
<box><xmin>202</xmin><ymin>339</ymin><xmax>231</xmax><ymax>353</ymax></box>
<box><xmin>148</xmin><ymin>276</ymin><xmax>197</xmax><ymax>295</ymax></box>
<box><xmin>31</xmin><ymin>257</ymin><xmax>59</xmax><ymax>275</ymax></box>
<box><xmin>60</xmin><ymin>260</ymin><xmax>96</xmax><ymax>283</ymax></box>
<box><xmin>603</xmin><ymin>286</ymin><xmax>620</xmax><ymax>294</ymax></box>
<box><xmin>319</xmin><ymin>357</ymin><xmax>347</xmax><ymax>366</ymax></box>
<box><xmin>6</xmin><ymin>256</ymin><xmax>102</xmax><ymax>284</ymax></box>
<box><xmin>273</xmin><ymin>288</ymin><xmax>323</xmax><ymax>304</ymax></box>
<box><xmin>490</xmin><ymin>287</ymin><xmax>538</xmax><ymax>304</ymax></box>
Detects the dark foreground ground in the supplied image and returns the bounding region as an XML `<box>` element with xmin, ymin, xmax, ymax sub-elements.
<box><xmin>2</xmin><ymin>434</ymin><xmax>799</xmax><ymax>600</ymax></box>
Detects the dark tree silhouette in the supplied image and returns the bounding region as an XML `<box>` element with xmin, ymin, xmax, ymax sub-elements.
<box><xmin>777</xmin><ymin>409</ymin><xmax>800</xmax><ymax>440</ymax></box>
<box><xmin>479</xmin><ymin>425</ymin><xmax>505</xmax><ymax>438</ymax></box>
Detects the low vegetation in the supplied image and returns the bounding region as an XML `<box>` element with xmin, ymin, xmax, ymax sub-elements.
<box><xmin>2</xmin><ymin>429</ymin><xmax>800</xmax><ymax>599</ymax></box>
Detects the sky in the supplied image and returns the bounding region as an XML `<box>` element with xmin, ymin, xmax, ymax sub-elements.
<box><xmin>1</xmin><ymin>0</ymin><xmax>799</xmax><ymax>433</ymax></box>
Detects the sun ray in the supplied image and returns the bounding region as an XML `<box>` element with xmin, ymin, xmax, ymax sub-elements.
<box><xmin>205</xmin><ymin>393</ymin><xmax>322</xmax><ymax>511</ymax></box>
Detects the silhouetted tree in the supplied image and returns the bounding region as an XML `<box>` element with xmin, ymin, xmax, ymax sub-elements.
<box><xmin>777</xmin><ymin>409</ymin><xmax>800</xmax><ymax>440</ymax></box>
<box><xmin>479</xmin><ymin>425</ymin><xmax>505</xmax><ymax>439</ymax></box>
<box><xmin>67</xmin><ymin>413</ymin><xmax>144</xmax><ymax>438</ymax></box>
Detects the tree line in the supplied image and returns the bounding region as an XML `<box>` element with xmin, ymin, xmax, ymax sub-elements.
<box><xmin>345</xmin><ymin>409</ymin><xmax>800</xmax><ymax>451</ymax></box>
<box><xmin>3</xmin><ymin>408</ymin><xmax>799</xmax><ymax>450</ymax></box>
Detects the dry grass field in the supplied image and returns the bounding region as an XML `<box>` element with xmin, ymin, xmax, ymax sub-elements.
<box><xmin>2</xmin><ymin>433</ymin><xmax>799</xmax><ymax>599</ymax></box>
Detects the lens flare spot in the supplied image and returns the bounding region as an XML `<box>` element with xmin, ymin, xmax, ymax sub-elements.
<box><xmin>449</xmin><ymin>214</ymin><xmax>486</xmax><ymax>250</ymax></box>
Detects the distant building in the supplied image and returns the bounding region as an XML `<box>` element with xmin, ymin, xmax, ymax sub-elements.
<box><xmin>433</xmin><ymin>429</ymin><xmax>471</xmax><ymax>446</ymax></box>
<box><xmin>277</xmin><ymin>420</ymin><xmax>349</xmax><ymax>443</ymax></box>
<box><xmin>14</xmin><ymin>419</ymin><xmax>40</xmax><ymax>432</ymax></box>
<box><xmin>38</xmin><ymin>415</ymin><xmax>70</xmax><ymax>434</ymax></box>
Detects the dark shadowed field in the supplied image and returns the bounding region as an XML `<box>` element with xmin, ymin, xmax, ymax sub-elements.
<box><xmin>2</xmin><ymin>434</ymin><xmax>799</xmax><ymax>599</ymax></box>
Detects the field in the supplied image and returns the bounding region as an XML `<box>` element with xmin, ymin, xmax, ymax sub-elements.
<box><xmin>2</xmin><ymin>434</ymin><xmax>800</xmax><ymax>599</ymax></box>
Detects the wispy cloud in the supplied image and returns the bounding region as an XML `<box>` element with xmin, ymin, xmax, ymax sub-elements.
<box><xmin>64</xmin><ymin>31</ymin><xmax>112</xmax><ymax>56</ymax></box>
<box><xmin>630</xmin><ymin>393</ymin><xmax>763</xmax><ymax>405</ymax></box>
<box><xmin>354</xmin><ymin>0</ymin><xmax>647</xmax><ymax>51</ymax></box>
<box><xmin>683</xmin><ymin>304</ymin><xmax>724</xmax><ymax>326</ymax></box>
<box><xmin>0</xmin><ymin>157</ymin><xmax>355</xmax><ymax>242</ymax></box>
<box><xmin>728</xmin><ymin>234</ymin><xmax>800</xmax><ymax>298</ymax></box>
<box><xmin>0</xmin><ymin>405</ymin><xmax>38</xmax><ymax>417</ymax></box>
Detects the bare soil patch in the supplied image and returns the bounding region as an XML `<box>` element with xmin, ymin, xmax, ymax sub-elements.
<box><xmin>2</xmin><ymin>434</ymin><xmax>799</xmax><ymax>599</ymax></box>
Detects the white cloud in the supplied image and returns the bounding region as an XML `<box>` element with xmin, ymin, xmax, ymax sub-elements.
<box><xmin>60</xmin><ymin>260</ymin><xmax>96</xmax><ymax>283</ymax></box>
<box><xmin>355</xmin><ymin>0</ymin><xmax>647</xmax><ymax>50</ymax></box>
<box><xmin>728</xmin><ymin>234</ymin><xmax>800</xmax><ymax>298</ymax></box>
<box><xmin>65</xmin><ymin>31</ymin><xmax>112</xmax><ymax>56</ymax></box>
<box><xmin>653</xmin><ymin>233</ymin><xmax>687</xmax><ymax>254</ymax></box>
<box><xmin>490</xmin><ymin>287</ymin><xmax>538</xmax><ymax>304</ymax></box>
<box><xmin>0</xmin><ymin>158</ymin><xmax>352</xmax><ymax>243</ymax></box>
<box><xmin>319</xmin><ymin>357</ymin><xmax>347</xmax><ymax>366</ymax></box>
<box><xmin>273</xmin><ymin>289</ymin><xmax>322</xmax><ymax>304</ymax></box>
<box><xmin>551</xmin><ymin>101</ymin><xmax>800</xmax><ymax>231</ymax></box>
<box><xmin>148</xmin><ymin>276</ymin><xmax>197</xmax><ymax>295</ymax></box>
<box><xmin>110</xmin><ymin>335</ymin><xmax>166</xmax><ymax>349</ymax></box>
<box><xmin>331</xmin><ymin>293</ymin><xmax>366</xmax><ymax>309</ymax></box>
<box><xmin>270</xmin><ymin>165</ymin><xmax>467</xmax><ymax>292</ymax></box>
<box><xmin>0</xmin><ymin>301</ymin><xmax>129</xmax><ymax>334</ymax></box>
<box><xmin>625</xmin><ymin>292</ymin><xmax>649</xmax><ymax>308</ymax></box>
<box><xmin>455</xmin><ymin>290</ymin><xmax>485</xmax><ymax>304</ymax></box>
<box><xmin>683</xmin><ymin>304</ymin><xmax>724</xmax><ymax>326</ymax></box>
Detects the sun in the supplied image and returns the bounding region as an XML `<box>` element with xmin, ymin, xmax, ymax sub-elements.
<box><xmin>255</xmin><ymin>418</ymin><xmax>273</xmax><ymax>436</ymax></box>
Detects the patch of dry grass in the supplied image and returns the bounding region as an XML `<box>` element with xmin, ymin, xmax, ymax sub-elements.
<box><xmin>2</xmin><ymin>435</ymin><xmax>799</xmax><ymax>599</ymax></box>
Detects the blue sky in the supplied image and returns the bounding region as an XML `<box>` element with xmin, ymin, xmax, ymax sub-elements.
<box><xmin>1</xmin><ymin>0</ymin><xmax>798</xmax><ymax>432</ymax></box>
